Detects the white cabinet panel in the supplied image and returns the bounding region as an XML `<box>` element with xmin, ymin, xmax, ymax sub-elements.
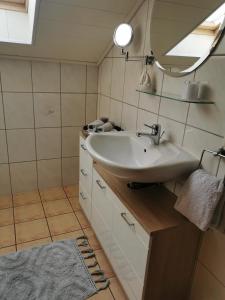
<box><xmin>79</xmin><ymin>182</ymin><xmax>91</xmax><ymax>220</ymax></box>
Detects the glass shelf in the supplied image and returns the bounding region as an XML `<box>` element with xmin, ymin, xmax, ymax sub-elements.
<box><xmin>136</xmin><ymin>90</ymin><xmax>215</xmax><ymax>104</ymax></box>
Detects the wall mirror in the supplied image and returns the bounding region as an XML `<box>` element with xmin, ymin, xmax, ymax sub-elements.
<box><xmin>150</xmin><ymin>0</ymin><xmax>225</xmax><ymax>77</ymax></box>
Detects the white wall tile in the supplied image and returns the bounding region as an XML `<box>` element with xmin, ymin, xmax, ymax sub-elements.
<box><xmin>62</xmin><ymin>127</ymin><xmax>80</xmax><ymax>157</ymax></box>
<box><xmin>100</xmin><ymin>58</ymin><xmax>112</xmax><ymax>96</ymax></box>
<box><xmin>99</xmin><ymin>95</ymin><xmax>110</xmax><ymax>118</ymax></box>
<box><xmin>159</xmin><ymin>97</ymin><xmax>189</xmax><ymax>123</ymax></box>
<box><xmin>62</xmin><ymin>157</ymin><xmax>79</xmax><ymax>185</ymax></box>
<box><xmin>123</xmin><ymin>61</ymin><xmax>142</xmax><ymax>106</ymax></box>
<box><xmin>121</xmin><ymin>103</ymin><xmax>138</xmax><ymax>130</ymax></box>
<box><xmin>61</xmin><ymin>93</ymin><xmax>85</xmax><ymax>126</ymax></box>
<box><xmin>34</xmin><ymin>93</ymin><xmax>60</xmax><ymax>128</ymax></box>
<box><xmin>3</xmin><ymin>93</ymin><xmax>34</xmax><ymax>129</ymax></box>
<box><xmin>111</xmin><ymin>58</ymin><xmax>125</xmax><ymax>101</ymax></box>
<box><xmin>87</xmin><ymin>65</ymin><xmax>98</xmax><ymax>93</ymax></box>
<box><xmin>139</xmin><ymin>93</ymin><xmax>160</xmax><ymax>114</ymax></box>
<box><xmin>109</xmin><ymin>99</ymin><xmax>122</xmax><ymax>126</ymax></box>
<box><xmin>189</xmin><ymin>56</ymin><xmax>225</xmax><ymax>136</ymax></box>
<box><xmin>129</xmin><ymin>0</ymin><xmax>148</xmax><ymax>57</ymax></box>
<box><xmin>10</xmin><ymin>162</ymin><xmax>37</xmax><ymax>193</ymax></box>
<box><xmin>183</xmin><ymin>126</ymin><xmax>223</xmax><ymax>175</ymax></box>
<box><xmin>7</xmin><ymin>129</ymin><xmax>36</xmax><ymax>162</ymax></box>
<box><xmin>0</xmin><ymin>130</ymin><xmax>8</xmax><ymax>163</ymax></box>
<box><xmin>32</xmin><ymin>62</ymin><xmax>60</xmax><ymax>92</ymax></box>
<box><xmin>37</xmin><ymin>159</ymin><xmax>61</xmax><ymax>189</ymax></box>
<box><xmin>137</xmin><ymin>109</ymin><xmax>158</xmax><ymax>130</ymax></box>
<box><xmin>0</xmin><ymin>94</ymin><xmax>5</xmax><ymax>129</ymax></box>
<box><xmin>61</xmin><ymin>63</ymin><xmax>86</xmax><ymax>93</ymax></box>
<box><xmin>0</xmin><ymin>164</ymin><xmax>11</xmax><ymax>196</ymax></box>
<box><xmin>0</xmin><ymin>59</ymin><xmax>32</xmax><ymax>92</ymax></box>
<box><xmin>36</xmin><ymin>128</ymin><xmax>61</xmax><ymax>160</ymax></box>
<box><xmin>86</xmin><ymin>94</ymin><xmax>97</xmax><ymax>124</ymax></box>
<box><xmin>158</xmin><ymin>116</ymin><xmax>185</xmax><ymax>146</ymax></box>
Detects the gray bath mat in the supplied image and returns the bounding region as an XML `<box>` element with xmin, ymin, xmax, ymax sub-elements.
<box><xmin>0</xmin><ymin>239</ymin><xmax>97</xmax><ymax>300</ymax></box>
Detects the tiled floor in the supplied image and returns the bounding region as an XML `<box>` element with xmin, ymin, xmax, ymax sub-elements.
<box><xmin>0</xmin><ymin>185</ymin><xmax>127</xmax><ymax>300</ymax></box>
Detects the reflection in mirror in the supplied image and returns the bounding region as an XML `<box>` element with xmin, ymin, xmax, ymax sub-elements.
<box><xmin>151</xmin><ymin>0</ymin><xmax>225</xmax><ymax>76</ymax></box>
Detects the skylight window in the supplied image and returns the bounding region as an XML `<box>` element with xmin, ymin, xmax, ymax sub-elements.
<box><xmin>0</xmin><ymin>0</ymin><xmax>28</xmax><ymax>12</ymax></box>
<box><xmin>166</xmin><ymin>3</ymin><xmax>225</xmax><ymax>58</ymax></box>
<box><xmin>0</xmin><ymin>0</ymin><xmax>37</xmax><ymax>44</ymax></box>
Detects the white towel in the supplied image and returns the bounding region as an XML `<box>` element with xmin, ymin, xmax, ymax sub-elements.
<box><xmin>174</xmin><ymin>169</ymin><xmax>224</xmax><ymax>231</ymax></box>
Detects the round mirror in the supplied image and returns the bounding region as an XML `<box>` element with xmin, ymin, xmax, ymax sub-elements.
<box><xmin>113</xmin><ymin>23</ymin><xmax>133</xmax><ymax>48</ymax></box>
<box><xmin>150</xmin><ymin>1</ymin><xmax>225</xmax><ymax>77</ymax></box>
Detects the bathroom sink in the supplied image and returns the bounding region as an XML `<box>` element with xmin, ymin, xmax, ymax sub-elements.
<box><xmin>86</xmin><ymin>131</ymin><xmax>198</xmax><ymax>183</ymax></box>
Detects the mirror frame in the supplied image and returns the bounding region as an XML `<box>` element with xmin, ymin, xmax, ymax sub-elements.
<box><xmin>150</xmin><ymin>1</ymin><xmax>225</xmax><ymax>77</ymax></box>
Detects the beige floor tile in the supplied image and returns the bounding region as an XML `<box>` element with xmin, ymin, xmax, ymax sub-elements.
<box><xmin>109</xmin><ymin>277</ymin><xmax>128</xmax><ymax>300</ymax></box>
<box><xmin>0</xmin><ymin>208</ymin><xmax>14</xmax><ymax>227</ymax></box>
<box><xmin>43</xmin><ymin>198</ymin><xmax>72</xmax><ymax>217</ymax></box>
<box><xmin>0</xmin><ymin>225</ymin><xmax>15</xmax><ymax>248</ymax></box>
<box><xmin>95</xmin><ymin>249</ymin><xmax>115</xmax><ymax>278</ymax></box>
<box><xmin>76</xmin><ymin>210</ymin><xmax>90</xmax><ymax>228</ymax></box>
<box><xmin>16</xmin><ymin>219</ymin><xmax>50</xmax><ymax>244</ymax></box>
<box><xmin>64</xmin><ymin>185</ymin><xmax>79</xmax><ymax>197</ymax></box>
<box><xmin>14</xmin><ymin>203</ymin><xmax>45</xmax><ymax>223</ymax></box>
<box><xmin>52</xmin><ymin>230</ymin><xmax>83</xmax><ymax>241</ymax></box>
<box><xmin>68</xmin><ymin>197</ymin><xmax>81</xmax><ymax>211</ymax></box>
<box><xmin>17</xmin><ymin>237</ymin><xmax>52</xmax><ymax>251</ymax></box>
<box><xmin>47</xmin><ymin>213</ymin><xmax>81</xmax><ymax>236</ymax></box>
<box><xmin>40</xmin><ymin>187</ymin><xmax>66</xmax><ymax>201</ymax></box>
<box><xmin>89</xmin><ymin>288</ymin><xmax>114</xmax><ymax>300</ymax></box>
<box><xmin>13</xmin><ymin>191</ymin><xmax>41</xmax><ymax>207</ymax></box>
<box><xmin>0</xmin><ymin>245</ymin><xmax>16</xmax><ymax>256</ymax></box>
<box><xmin>84</xmin><ymin>227</ymin><xmax>101</xmax><ymax>250</ymax></box>
<box><xmin>0</xmin><ymin>195</ymin><xmax>13</xmax><ymax>210</ymax></box>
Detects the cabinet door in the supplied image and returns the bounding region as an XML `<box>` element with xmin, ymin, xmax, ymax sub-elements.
<box><xmin>79</xmin><ymin>182</ymin><xmax>91</xmax><ymax>220</ymax></box>
<box><xmin>80</xmin><ymin>137</ymin><xmax>93</xmax><ymax>173</ymax></box>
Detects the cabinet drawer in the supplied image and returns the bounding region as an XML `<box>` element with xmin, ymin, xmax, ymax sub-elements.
<box><xmin>92</xmin><ymin>169</ymin><xmax>113</xmax><ymax>228</ymax></box>
<box><xmin>91</xmin><ymin>206</ymin><xmax>113</xmax><ymax>257</ymax></box>
<box><xmin>80</xmin><ymin>137</ymin><xmax>93</xmax><ymax>173</ymax></box>
<box><xmin>79</xmin><ymin>183</ymin><xmax>91</xmax><ymax>220</ymax></box>
<box><xmin>79</xmin><ymin>165</ymin><xmax>92</xmax><ymax>197</ymax></box>
<box><xmin>112</xmin><ymin>193</ymin><xmax>149</xmax><ymax>283</ymax></box>
<box><xmin>110</xmin><ymin>235</ymin><xmax>143</xmax><ymax>300</ymax></box>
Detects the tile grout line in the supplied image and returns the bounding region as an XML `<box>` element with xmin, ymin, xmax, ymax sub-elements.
<box><xmin>59</xmin><ymin>63</ymin><xmax>63</xmax><ymax>188</ymax></box>
<box><xmin>30</xmin><ymin>60</ymin><xmax>40</xmax><ymax>194</ymax></box>
<box><xmin>0</xmin><ymin>72</ymin><xmax>17</xmax><ymax>249</ymax></box>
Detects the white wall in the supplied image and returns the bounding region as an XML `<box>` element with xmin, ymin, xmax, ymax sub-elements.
<box><xmin>0</xmin><ymin>59</ymin><xmax>98</xmax><ymax>194</ymax></box>
<box><xmin>98</xmin><ymin>1</ymin><xmax>225</xmax><ymax>299</ymax></box>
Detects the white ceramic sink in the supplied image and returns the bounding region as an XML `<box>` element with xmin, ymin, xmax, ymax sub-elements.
<box><xmin>86</xmin><ymin>131</ymin><xmax>198</xmax><ymax>183</ymax></box>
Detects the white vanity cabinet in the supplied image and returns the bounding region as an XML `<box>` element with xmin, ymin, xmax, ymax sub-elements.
<box><xmin>79</xmin><ymin>136</ymin><xmax>93</xmax><ymax>220</ymax></box>
<box><xmin>79</xmin><ymin>134</ymin><xmax>200</xmax><ymax>300</ymax></box>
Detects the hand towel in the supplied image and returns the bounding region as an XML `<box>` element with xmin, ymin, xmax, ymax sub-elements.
<box><xmin>211</xmin><ymin>190</ymin><xmax>225</xmax><ymax>232</ymax></box>
<box><xmin>97</xmin><ymin>122</ymin><xmax>114</xmax><ymax>132</ymax></box>
<box><xmin>174</xmin><ymin>169</ymin><xmax>224</xmax><ymax>231</ymax></box>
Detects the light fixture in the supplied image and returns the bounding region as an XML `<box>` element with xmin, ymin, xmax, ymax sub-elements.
<box><xmin>113</xmin><ymin>23</ymin><xmax>154</xmax><ymax>65</ymax></box>
<box><xmin>113</xmin><ymin>23</ymin><xmax>133</xmax><ymax>48</ymax></box>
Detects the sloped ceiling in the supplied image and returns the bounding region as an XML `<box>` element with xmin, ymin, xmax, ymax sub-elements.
<box><xmin>0</xmin><ymin>0</ymin><xmax>141</xmax><ymax>63</ymax></box>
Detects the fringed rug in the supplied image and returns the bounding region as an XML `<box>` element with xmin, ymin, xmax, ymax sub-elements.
<box><xmin>0</xmin><ymin>239</ymin><xmax>97</xmax><ymax>300</ymax></box>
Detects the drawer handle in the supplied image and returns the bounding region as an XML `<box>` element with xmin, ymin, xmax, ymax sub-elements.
<box><xmin>81</xmin><ymin>144</ymin><xmax>87</xmax><ymax>151</ymax></box>
<box><xmin>121</xmin><ymin>213</ymin><xmax>135</xmax><ymax>228</ymax></box>
<box><xmin>96</xmin><ymin>180</ymin><xmax>106</xmax><ymax>189</ymax></box>
<box><xmin>80</xmin><ymin>169</ymin><xmax>88</xmax><ymax>176</ymax></box>
<box><xmin>80</xmin><ymin>192</ymin><xmax>87</xmax><ymax>200</ymax></box>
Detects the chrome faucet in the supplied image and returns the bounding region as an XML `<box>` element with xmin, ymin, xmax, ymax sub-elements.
<box><xmin>137</xmin><ymin>123</ymin><xmax>165</xmax><ymax>145</ymax></box>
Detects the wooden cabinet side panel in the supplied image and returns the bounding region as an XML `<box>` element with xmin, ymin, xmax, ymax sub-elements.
<box><xmin>143</xmin><ymin>223</ymin><xmax>201</xmax><ymax>300</ymax></box>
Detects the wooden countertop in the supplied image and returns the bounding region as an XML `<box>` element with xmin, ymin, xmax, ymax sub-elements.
<box><xmin>94</xmin><ymin>163</ymin><xmax>188</xmax><ymax>235</ymax></box>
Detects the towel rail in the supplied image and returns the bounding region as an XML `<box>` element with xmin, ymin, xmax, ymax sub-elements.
<box><xmin>198</xmin><ymin>147</ymin><xmax>225</xmax><ymax>169</ymax></box>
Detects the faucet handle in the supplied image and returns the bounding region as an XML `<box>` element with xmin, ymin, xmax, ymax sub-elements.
<box><xmin>144</xmin><ymin>123</ymin><xmax>160</xmax><ymax>135</ymax></box>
